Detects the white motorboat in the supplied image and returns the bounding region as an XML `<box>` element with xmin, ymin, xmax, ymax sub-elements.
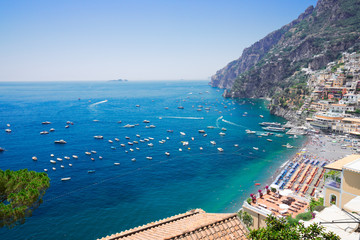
<box><xmin>32</xmin><ymin>156</ymin><xmax>37</xmax><ymax>161</ymax></box>
<box><xmin>72</xmin><ymin>155</ymin><xmax>78</xmax><ymax>159</ymax></box>
<box><xmin>64</xmin><ymin>156</ymin><xmax>70</xmax><ymax>160</ymax></box>
<box><xmin>165</xmin><ymin>152</ymin><xmax>170</xmax><ymax>156</ymax></box>
<box><xmin>114</xmin><ymin>162</ymin><xmax>120</xmax><ymax>165</ymax></box>
<box><xmin>50</xmin><ymin>160</ymin><xmax>56</xmax><ymax>164</ymax></box>
<box><xmin>253</xmin><ymin>147</ymin><xmax>259</xmax><ymax>150</ymax></box>
<box><xmin>180</xmin><ymin>132</ymin><xmax>186</xmax><ymax>136</ymax></box>
<box><xmin>57</xmin><ymin>158</ymin><xmax>62</xmax><ymax>161</ymax></box>
<box><xmin>219</xmin><ymin>132</ymin><xmax>226</xmax><ymax>136</ymax></box>
<box><xmin>146</xmin><ymin>156</ymin><xmax>152</xmax><ymax>160</ymax></box>
<box><xmin>61</xmin><ymin>177</ymin><xmax>71</xmax><ymax>181</ymax></box>
<box><xmin>210</xmin><ymin>141</ymin><xmax>216</xmax><ymax>145</ymax></box>
<box><xmin>85</xmin><ymin>152</ymin><xmax>91</xmax><ymax>155</ymax></box>
<box><xmin>217</xmin><ymin>148</ymin><xmax>224</xmax><ymax>152</ymax></box>
<box><xmin>94</xmin><ymin>136</ymin><xmax>103</xmax><ymax>139</ymax></box>
<box><xmin>54</xmin><ymin>139</ymin><xmax>67</xmax><ymax>144</ymax></box>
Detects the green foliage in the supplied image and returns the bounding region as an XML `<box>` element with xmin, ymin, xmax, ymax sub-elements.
<box><xmin>238</xmin><ymin>210</ymin><xmax>253</xmax><ymax>229</ymax></box>
<box><xmin>286</xmin><ymin>215</ymin><xmax>299</xmax><ymax>226</ymax></box>
<box><xmin>296</xmin><ymin>211</ymin><xmax>313</xmax><ymax>221</ymax></box>
<box><xmin>270</xmin><ymin>187</ymin><xmax>276</xmax><ymax>193</ymax></box>
<box><xmin>309</xmin><ymin>198</ymin><xmax>324</xmax><ymax>212</ymax></box>
<box><xmin>314</xmin><ymin>205</ymin><xmax>326</xmax><ymax>212</ymax></box>
<box><xmin>249</xmin><ymin>215</ymin><xmax>340</xmax><ymax>239</ymax></box>
<box><xmin>246</xmin><ymin>197</ymin><xmax>252</xmax><ymax>205</ymax></box>
<box><xmin>0</xmin><ymin>169</ymin><xmax>50</xmax><ymax>228</ymax></box>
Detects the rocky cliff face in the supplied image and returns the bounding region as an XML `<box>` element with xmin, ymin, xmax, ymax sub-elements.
<box><xmin>211</xmin><ymin>0</ymin><xmax>360</xmax><ymax>99</ymax></box>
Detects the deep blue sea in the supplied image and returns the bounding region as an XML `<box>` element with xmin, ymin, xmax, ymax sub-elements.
<box><xmin>0</xmin><ymin>81</ymin><xmax>304</xmax><ymax>239</ymax></box>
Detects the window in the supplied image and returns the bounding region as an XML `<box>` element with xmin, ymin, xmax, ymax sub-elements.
<box><xmin>330</xmin><ymin>194</ymin><xmax>337</xmax><ymax>205</ymax></box>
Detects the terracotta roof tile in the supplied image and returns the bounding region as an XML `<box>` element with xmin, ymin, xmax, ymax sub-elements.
<box><xmin>99</xmin><ymin>209</ymin><xmax>248</xmax><ymax>240</ymax></box>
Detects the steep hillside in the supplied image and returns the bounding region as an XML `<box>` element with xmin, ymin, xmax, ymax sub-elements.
<box><xmin>211</xmin><ymin>0</ymin><xmax>360</xmax><ymax>99</ymax></box>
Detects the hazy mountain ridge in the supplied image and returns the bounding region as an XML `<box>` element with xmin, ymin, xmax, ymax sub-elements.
<box><xmin>211</xmin><ymin>0</ymin><xmax>360</xmax><ymax>99</ymax></box>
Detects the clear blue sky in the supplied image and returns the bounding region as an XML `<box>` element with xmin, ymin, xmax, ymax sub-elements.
<box><xmin>0</xmin><ymin>0</ymin><xmax>317</xmax><ymax>81</ymax></box>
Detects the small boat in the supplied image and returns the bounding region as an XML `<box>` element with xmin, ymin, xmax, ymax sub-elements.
<box><xmin>282</xmin><ymin>143</ymin><xmax>294</xmax><ymax>149</ymax></box>
<box><xmin>93</xmin><ymin>119</ymin><xmax>99</xmax><ymax>122</ymax></box>
<box><xmin>275</xmin><ymin>134</ymin><xmax>283</xmax><ymax>137</ymax></box>
<box><xmin>245</xmin><ymin>130</ymin><xmax>256</xmax><ymax>134</ymax></box>
<box><xmin>198</xmin><ymin>130</ymin><xmax>205</xmax><ymax>133</ymax></box>
<box><xmin>148</xmin><ymin>143</ymin><xmax>153</xmax><ymax>147</ymax></box>
<box><xmin>255</xmin><ymin>183</ymin><xmax>261</xmax><ymax>186</ymax></box>
<box><xmin>42</xmin><ymin>121</ymin><xmax>51</xmax><ymax>125</ymax></box>
<box><xmin>177</xmin><ymin>106</ymin><xmax>184</xmax><ymax>109</ymax></box>
<box><xmin>65</xmin><ymin>125</ymin><xmax>70</xmax><ymax>128</ymax></box>
<box><xmin>180</xmin><ymin>132</ymin><xmax>186</xmax><ymax>136</ymax></box>
<box><xmin>61</xmin><ymin>177</ymin><xmax>71</xmax><ymax>181</ymax></box>
<box><xmin>91</xmin><ymin>151</ymin><xmax>96</xmax><ymax>154</ymax></box>
<box><xmin>72</xmin><ymin>155</ymin><xmax>78</xmax><ymax>159</ymax></box>
<box><xmin>114</xmin><ymin>163</ymin><xmax>120</xmax><ymax>165</ymax></box>
<box><xmin>165</xmin><ymin>152</ymin><xmax>170</xmax><ymax>156</ymax></box>
<box><xmin>294</xmin><ymin>135</ymin><xmax>298</xmax><ymax>139</ymax></box>
<box><xmin>85</xmin><ymin>152</ymin><xmax>91</xmax><ymax>155</ymax></box>
<box><xmin>49</xmin><ymin>128</ymin><xmax>55</xmax><ymax>132</ymax></box>
<box><xmin>6</xmin><ymin>123</ymin><xmax>10</xmax><ymax>127</ymax></box>
<box><xmin>125</xmin><ymin>136</ymin><xmax>130</xmax><ymax>139</ymax></box>
<box><xmin>60</xmin><ymin>165</ymin><xmax>64</xmax><ymax>168</ymax></box>
<box><xmin>164</xmin><ymin>107</ymin><xmax>168</xmax><ymax>109</ymax></box>
<box><xmin>50</xmin><ymin>154</ymin><xmax>54</xmax><ymax>157</ymax></box>
<box><xmin>44</xmin><ymin>169</ymin><xmax>48</xmax><ymax>172</ymax></box>
<box><xmin>149</xmin><ymin>137</ymin><xmax>154</xmax><ymax>140</ymax></box>
<box><xmin>117</xmin><ymin>121</ymin><xmax>122</xmax><ymax>123</ymax></box>
<box><xmin>210</xmin><ymin>141</ymin><xmax>216</xmax><ymax>145</ymax></box>
<box><xmin>88</xmin><ymin>170</ymin><xmax>96</xmax><ymax>173</ymax></box>
<box><xmin>54</xmin><ymin>140</ymin><xmax>67</xmax><ymax>144</ymax></box>
<box><xmin>0</xmin><ymin>147</ymin><xmax>5</xmax><ymax>152</ymax></box>
<box><xmin>217</xmin><ymin>148</ymin><xmax>224</xmax><ymax>152</ymax></box>
<box><xmin>143</xmin><ymin>120</ymin><xmax>150</xmax><ymax>123</ymax></box>
<box><xmin>128</xmin><ymin>142</ymin><xmax>133</xmax><ymax>145</ymax></box>
<box><xmin>191</xmin><ymin>137</ymin><xmax>194</xmax><ymax>141</ymax></box>
<box><xmin>146</xmin><ymin>156</ymin><xmax>152</xmax><ymax>160</ymax></box>
<box><xmin>266</xmin><ymin>139</ymin><xmax>273</xmax><ymax>142</ymax></box>
<box><xmin>108</xmin><ymin>140</ymin><xmax>113</xmax><ymax>143</ymax></box>
<box><xmin>203</xmin><ymin>134</ymin><xmax>207</xmax><ymax>137</ymax></box>
<box><xmin>69</xmin><ymin>164</ymin><xmax>72</xmax><ymax>167</ymax></box>
<box><xmin>94</xmin><ymin>136</ymin><xmax>103</xmax><ymax>139</ymax></box>
<box><xmin>144</xmin><ymin>138</ymin><xmax>149</xmax><ymax>141</ymax></box>
<box><xmin>40</xmin><ymin>131</ymin><xmax>49</xmax><ymax>135</ymax></box>
<box><xmin>136</xmin><ymin>105</ymin><xmax>140</xmax><ymax>107</ymax></box>
<box><xmin>5</xmin><ymin>129</ymin><xmax>12</xmax><ymax>133</ymax></box>
<box><xmin>262</xmin><ymin>126</ymin><xmax>285</xmax><ymax>132</ymax></box>
<box><xmin>120</xmin><ymin>144</ymin><xmax>125</xmax><ymax>147</ymax></box>
<box><xmin>115</xmin><ymin>138</ymin><xmax>120</xmax><ymax>141</ymax></box>
<box><xmin>149</xmin><ymin>125</ymin><xmax>156</xmax><ymax>128</ymax></box>
<box><xmin>124</xmin><ymin>124</ymin><xmax>135</xmax><ymax>128</ymax></box>
<box><xmin>259</xmin><ymin>122</ymin><xmax>281</xmax><ymax>127</ymax></box>
<box><xmin>221</xmin><ymin>128</ymin><xmax>227</xmax><ymax>131</ymax></box>
<box><xmin>50</xmin><ymin>160</ymin><xmax>56</xmax><ymax>164</ymax></box>
<box><xmin>57</xmin><ymin>158</ymin><xmax>63</xmax><ymax>161</ymax></box>
<box><xmin>52</xmin><ymin>167</ymin><xmax>56</xmax><ymax>171</ymax></box>
<box><xmin>129</xmin><ymin>148</ymin><xmax>134</xmax><ymax>152</ymax></box>
<box><xmin>179</xmin><ymin>148</ymin><xmax>182</xmax><ymax>151</ymax></box>
<box><xmin>199</xmin><ymin>147</ymin><xmax>203</xmax><ymax>150</ymax></box>
<box><xmin>167</xmin><ymin>130</ymin><xmax>174</xmax><ymax>133</ymax></box>
<box><xmin>207</xmin><ymin>126</ymin><xmax>215</xmax><ymax>129</ymax></box>
<box><xmin>111</xmin><ymin>146</ymin><xmax>116</xmax><ymax>150</ymax></box>
<box><xmin>234</xmin><ymin>144</ymin><xmax>239</xmax><ymax>147</ymax></box>
<box><xmin>253</xmin><ymin>147</ymin><xmax>259</xmax><ymax>150</ymax></box>
<box><xmin>159</xmin><ymin>140</ymin><xmax>164</xmax><ymax>144</ymax></box>
<box><xmin>64</xmin><ymin>156</ymin><xmax>70</xmax><ymax>160</ymax></box>
<box><xmin>32</xmin><ymin>156</ymin><xmax>37</xmax><ymax>161</ymax></box>
<box><xmin>219</xmin><ymin>132</ymin><xmax>226</xmax><ymax>136</ymax></box>
<box><xmin>131</xmin><ymin>158</ymin><xmax>136</xmax><ymax>162</ymax></box>
<box><xmin>139</xmin><ymin>139</ymin><xmax>145</xmax><ymax>142</ymax></box>
<box><xmin>136</xmin><ymin>134</ymin><xmax>140</xmax><ymax>137</ymax></box>
<box><xmin>259</xmin><ymin>115</ymin><xmax>264</xmax><ymax>118</ymax></box>
<box><xmin>91</xmin><ymin>158</ymin><xmax>95</xmax><ymax>161</ymax></box>
<box><xmin>133</xmin><ymin>141</ymin><xmax>138</xmax><ymax>144</ymax></box>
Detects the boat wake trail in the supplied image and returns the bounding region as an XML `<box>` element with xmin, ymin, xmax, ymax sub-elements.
<box><xmin>222</xmin><ymin>119</ymin><xmax>246</xmax><ymax>128</ymax></box>
<box><xmin>161</xmin><ymin>116</ymin><xmax>204</xmax><ymax>120</ymax></box>
<box><xmin>216</xmin><ymin>116</ymin><xmax>223</xmax><ymax>128</ymax></box>
<box><xmin>89</xmin><ymin>100</ymin><xmax>108</xmax><ymax>107</ymax></box>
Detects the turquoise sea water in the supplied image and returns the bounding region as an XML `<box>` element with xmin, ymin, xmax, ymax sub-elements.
<box><xmin>0</xmin><ymin>81</ymin><xmax>304</xmax><ymax>239</ymax></box>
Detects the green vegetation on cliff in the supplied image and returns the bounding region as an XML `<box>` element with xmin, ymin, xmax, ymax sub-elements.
<box><xmin>212</xmin><ymin>0</ymin><xmax>360</xmax><ymax>100</ymax></box>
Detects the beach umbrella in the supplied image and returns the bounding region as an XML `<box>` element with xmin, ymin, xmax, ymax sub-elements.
<box><xmin>279</xmin><ymin>189</ymin><xmax>292</xmax><ymax>196</ymax></box>
<box><xmin>279</xmin><ymin>204</ymin><xmax>289</xmax><ymax>209</ymax></box>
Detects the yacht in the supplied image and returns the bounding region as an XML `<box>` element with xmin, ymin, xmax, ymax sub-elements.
<box><xmin>221</xmin><ymin>128</ymin><xmax>227</xmax><ymax>131</ymax></box>
<box><xmin>262</xmin><ymin>126</ymin><xmax>286</xmax><ymax>132</ymax></box>
<box><xmin>85</xmin><ymin>152</ymin><xmax>91</xmax><ymax>155</ymax></box>
<box><xmin>91</xmin><ymin>150</ymin><xmax>97</xmax><ymax>154</ymax></box>
<box><xmin>253</xmin><ymin>147</ymin><xmax>259</xmax><ymax>150</ymax></box>
<box><xmin>143</xmin><ymin>120</ymin><xmax>150</xmax><ymax>123</ymax></box>
<box><xmin>61</xmin><ymin>177</ymin><xmax>71</xmax><ymax>181</ymax></box>
<box><xmin>5</xmin><ymin>129</ymin><xmax>12</xmax><ymax>133</ymax></box>
<box><xmin>198</xmin><ymin>130</ymin><xmax>205</xmax><ymax>133</ymax></box>
<box><xmin>94</xmin><ymin>136</ymin><xmax>103</xmax><ymax>139</ymax></box>
<box><xmin>124</xmin><ymin>124</ymin><xmax>135</xmax><ymax>128</ymax></box>
<box><xmin>56</xmin><ymin>158</ymin><xmax>63</xmax><ymax>161</ymax></box>
<box><xmin>42</xmin><ymin>121</ymin><xmax>51</xmax><ymax>125</ymax></box>
<box><xmin>54</xmin><ymin>139</ymin><xmax>67</xmax><ymax>144</ymax></box>
<box><xmin>108</xmin><ymin>140</ymin><xmax>113</xmax><ymax>143</ymax></box>
<box><xmin>64</xmin><ymin>156</ymin><xmax>70</xmax><ymax>160</ymax></box>
<box><xmin>114</xmin><ymin>162</ymin><xmax>120</xmax><ymax>165</ymax></box>
<box><xmin>207</xmin><ymin>126</ymin><xmax>215</xmax><ymax>129</ymax></box>
<box><xmin>210</xmin><ymin>141</ymin><xmax>216</xmax><ymax>145</ymax></box>
<box><xmin>219</xmin><ymin>132</ymin><xmax>226</xmax><ymax>136</ymax></box>
<box><xmin>40</xmin><ymin>131</ymin><xmax>49</xmax><ymax>135</ymax></box>
<box><xmin>165</xmin><ymin>152</ymin><xmax>170</xmax><ymax>156</ymax></box>
<box><xmin>32</xmin><ymin>156</ymin><xmax>37</xmax><ymax>161</ymax></box>
<box><xmin>146</xmin><ymin>156</ymin><xmax>152</xmax><ymax>160</ymax></box>
<box><xmin>50</xmin><ymin>160</ymin><xmax>56</xmax><ymax>164</ymax></box>
<box><xmin>72</xmin><ymin>155</ymin><xmax>78</xmax><ymax>159</ymax></box>
<box><xmin>217</xmin><ymin>148</ymin><xmax>224</xmax><ymax>152</ymax></box>
<box><xmin>49</xmin><ymin>128</ymin><xmax>55</xmax><ymax>132</ymax></box>
<box><xmin>180</xmin><ymin>132</ymin><xmax>186</xmax><ymax>136</ymax></box>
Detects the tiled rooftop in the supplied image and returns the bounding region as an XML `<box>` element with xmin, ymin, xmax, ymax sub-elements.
<box><xmin>99</xmin><ymin>209</ymin><xmax>248</xmax><ymax>240</ymax></box>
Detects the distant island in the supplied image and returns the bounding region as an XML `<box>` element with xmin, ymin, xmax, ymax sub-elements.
<box><xmin>108</xmin><ymin>79</ymin><xmax>128</xmax><ymax>82</ymax></box>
